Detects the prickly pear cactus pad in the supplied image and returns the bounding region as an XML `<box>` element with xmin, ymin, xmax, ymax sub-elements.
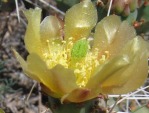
<box><xmin>13</xmin><ymin>0</ymin><xmax>149</xmax><ymax>113</ymax></box>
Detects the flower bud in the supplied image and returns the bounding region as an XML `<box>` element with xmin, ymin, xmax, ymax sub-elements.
<box><xmin>104</xmin><ymin>0</ymin><xmax>145</xmax><ymax>16</ymax></box>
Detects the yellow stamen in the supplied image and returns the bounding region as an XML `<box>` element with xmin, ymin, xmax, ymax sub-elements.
<box><xmin>43</xmin><ymin>38</ymin><xmax>109</xmax><ymax>87</ymax></box>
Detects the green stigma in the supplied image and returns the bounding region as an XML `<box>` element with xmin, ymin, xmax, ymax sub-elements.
<box><xmin>71</xmin><ymin>39</ymin><xmax>89</xmax><ymax>59</ymax></box>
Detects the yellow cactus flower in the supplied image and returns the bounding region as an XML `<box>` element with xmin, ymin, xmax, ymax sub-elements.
<box><xmin>14</xmin><ymin>0</ymin><xmax>149</xmax><ymax>103</ymax></box>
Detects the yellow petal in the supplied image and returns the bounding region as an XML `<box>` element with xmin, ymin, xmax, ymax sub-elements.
<box><xmin>13</xmin><ymin>49</ymin><xmax>40</xmax><ymax>81</ymax></box>
<box><xmin>40</xmin><ymin>83</ymin><xmax>61</xmax><ymax>98</ymax></box>
<box><xmin>40</xmin><ymin>16</ymin><xmax>62</xmax><ymax>53</ymax></box>
<box><xmin>13</xmin><ymin>49</ymin><xmax>27</xmax><ymax>71</ymax></box>
<box><xmin>121</xmin><ymin>36</ymin><xmax>149</xmax><ymax>58</ymax></box>
<box><xmin>93</xmin><ymin>15</ymin><xmax>121</xmax><ymax>50</ymax></box>
<box><xmin>93</xmin><ymin>15</ymin><xmax>136</xmax><ymax>57</ymax></box>
<box><xmin>86</xmin><ymin>55</ymin><xmax>130</xmax><ymax>94</ymax></box>
<box><xmin>50</xmin><ymin>64</ymin><xmax>78</xmax><ymax>94</ymax></box>
<box><xmin>93</xmin><ymin>37</ymin><xmax>149</xmax><ymax>94</ymax></box>
<box><xmin>102</xmin><ymin>37</ymin><xmax>149</xmax><ymax>94</ymax></box>
<box><xmin>27</xmin><ymin>53</ymin><xmax>78</xmax><ymax>96</ymax></box>
<box><xmin>61</xmin><ymin>88</ymin><xmax>91</xmax><ymax>103</ymax></box>
<box><xmin>64</xmin><ymin>0</ymin><xmax>97</xmax><ymax>41</ymax></box>
<box><xmin>23</xmin><ymin>8</ymin><xmax>42</xmax><ymax>56</ymax></box>
<box><xmin>107</xmin><ymin>21</ymin><xmax>136</xmax><ymax>57</ymax></box>
<box><xmin>13</xmin><ymin>50</ymin><xmax>59</xmax><ymax>97</ymax></box>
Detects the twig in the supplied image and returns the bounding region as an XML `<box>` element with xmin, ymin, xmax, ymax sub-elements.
<box><xmin>107</xmin><ymin>0</ymin><xmax>113</xmax><ymax>16</ymax></box>
<box><xmin>35</xmin><ymin>0</ymin><xmax>38</xmax><ymax>6</ymax></box>
<box><xmin>24</xmin><ymin>0</ymin><xmax>37</xmax><ymax>6</ymax></box>
<box><xmin>41</xmin><ymin>108</ymin><xmax>50</xmax><ymax>113</ymax></box>
<box><xmin>38</xmin><ymin>83</ymin><xmax>42</xmax><ymax>113</ymax></box>
<box><xmin>126</xmin><ymin>99</ymin><xmax>129</xmax><ymax>113</ymax></box>
<box><xmin>25</xmin><ymin>81</ymin><xmax>37</xmax><ymax>104</ymax></box>
<box><xmin>9</xmin><ymin>13</ymin><xmax>27</xmax><ymax>27</ymax></box>
<box><xmin>15</xmin><ymin>0</ymin><xmax>20</xmax><ymax>22</ymax></box>
<box><xmin>39</xmin><ymin>0</ymin><xmax>65</xmax><ymax>15</ymax></box>
<box><xmin>20</xmin><ymin>17</ymin><xmax>27</xmax><ymax>27</ymax></box>
<box><xmin>0</xmin><ymin>14</ymin><xmax>9</xmax><ymax>48</ymax></box>
<box><xmin>109</xmin><ymin>95</ymin><xmax>121</xmax><ymax>113</ymax></box>
<box><xmin>116</xmin><ymin>85</ymin><xmax>149</xmax><ymax>106</ymax></box>
<box><xmin>24</xmin><ymin>0</ymin><xmax>65</xmax><ymax>16</ymax></box>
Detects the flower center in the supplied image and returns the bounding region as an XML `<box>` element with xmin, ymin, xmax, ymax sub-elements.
<box><xmin>71</xmin><ymin>39</ymin><xmax>88</xmax><ymax>59</ymax></box>
<box><xmin>43</xmin><ymin>38</ymin><xmax>109</xmax><ymax>87</ymax></box>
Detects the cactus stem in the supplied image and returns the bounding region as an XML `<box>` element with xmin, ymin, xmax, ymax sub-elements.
<box><xmin>48</xmin><ymin>96</ymin><xmax>107</xmax><ymax>113</ymax></box>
